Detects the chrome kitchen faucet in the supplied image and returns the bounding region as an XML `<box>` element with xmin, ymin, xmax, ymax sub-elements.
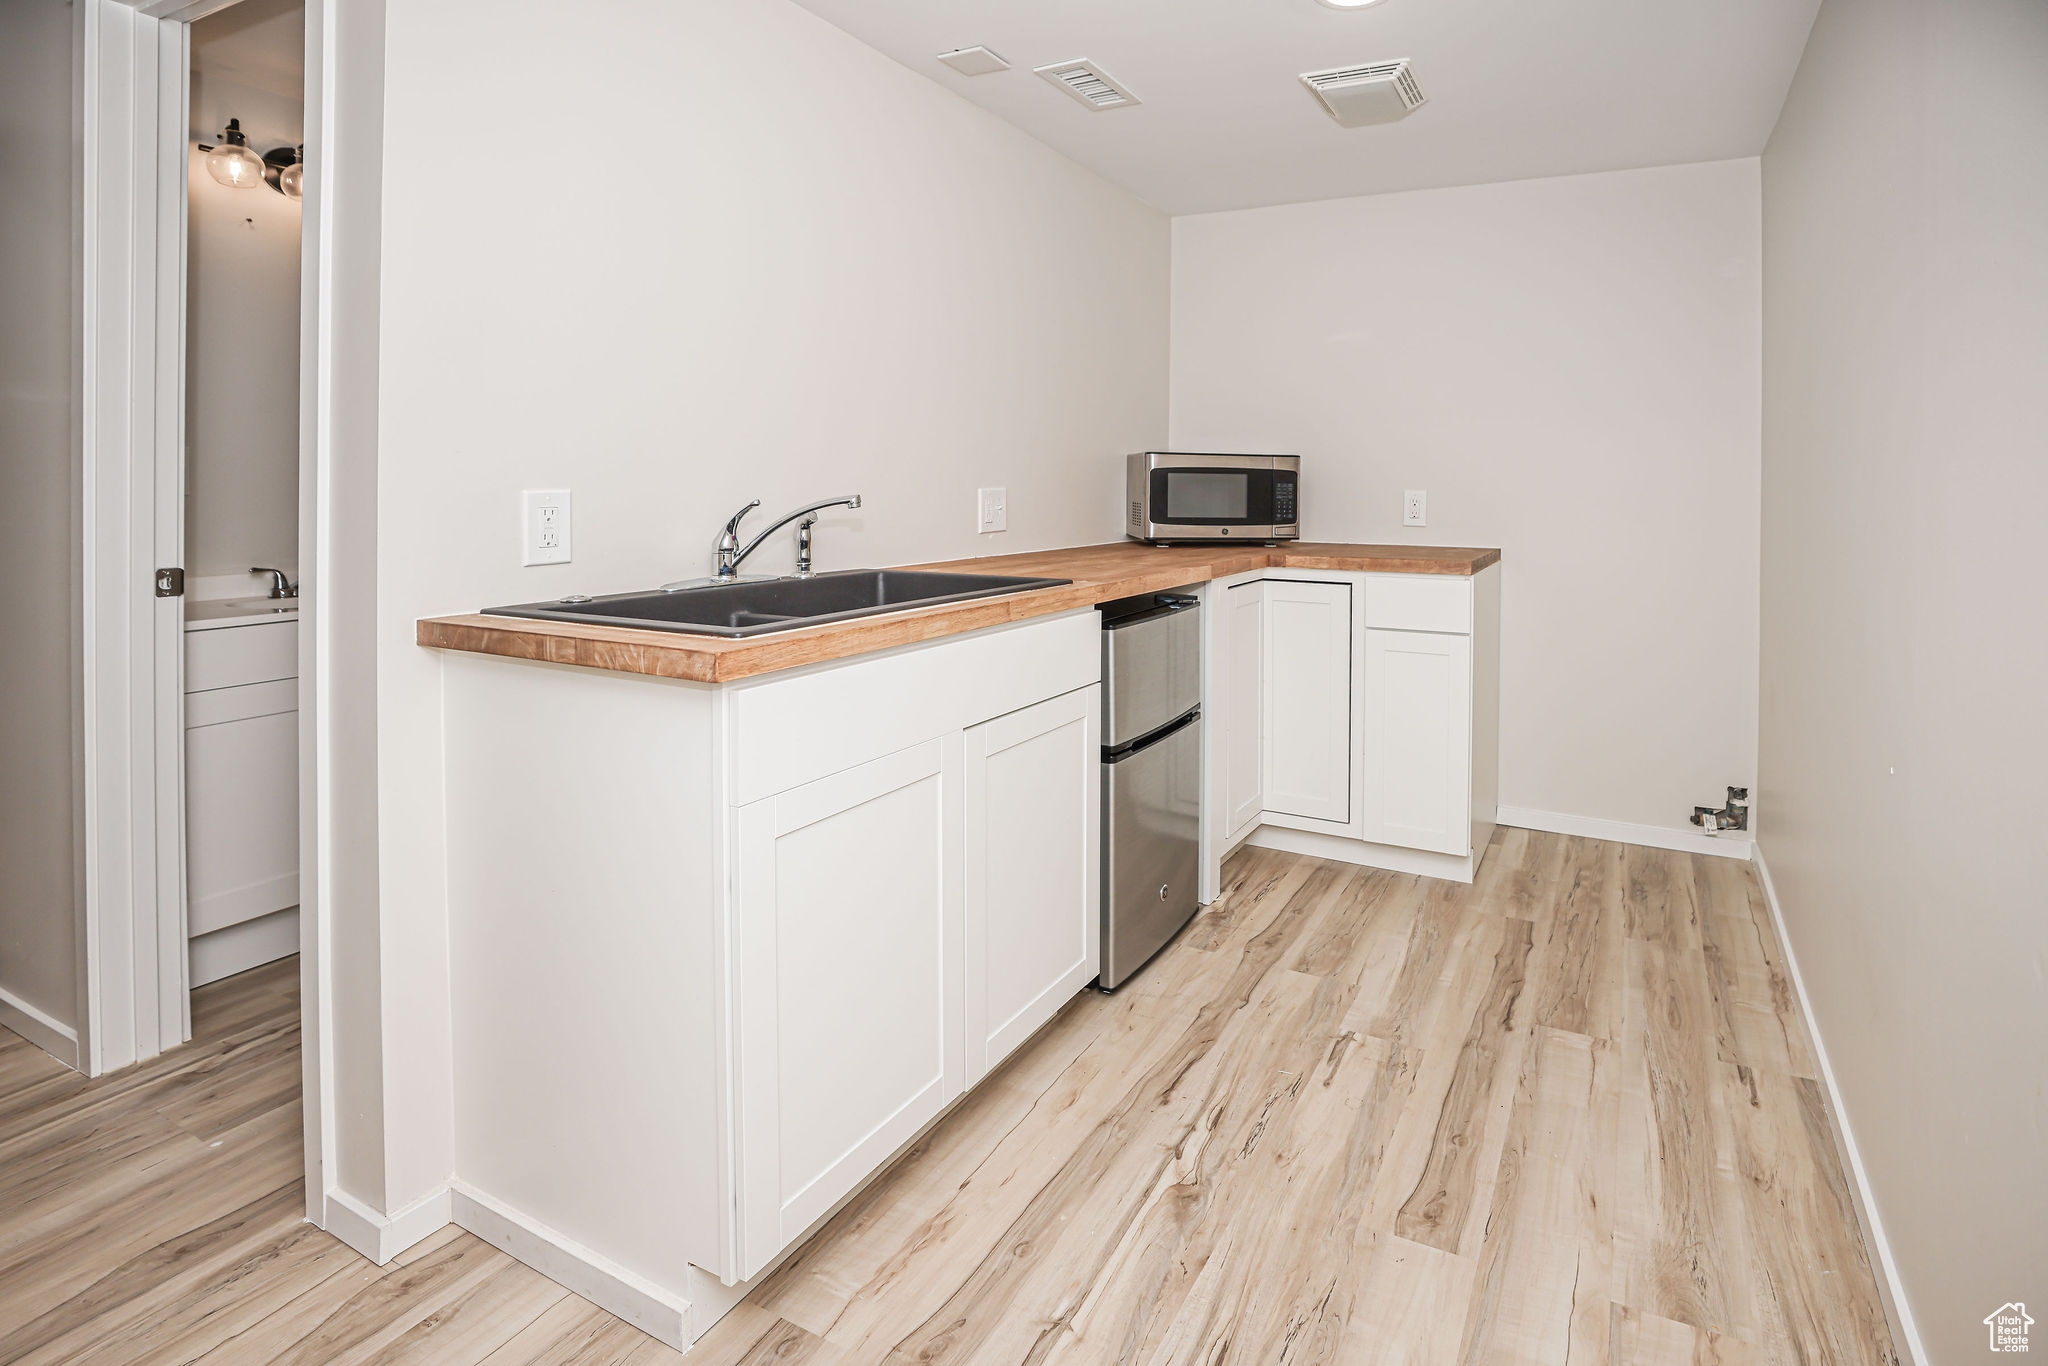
<box><xmin>665</xmin><ymin>495</ymin><xmax>863</xmax><ymax>591</ymax></box>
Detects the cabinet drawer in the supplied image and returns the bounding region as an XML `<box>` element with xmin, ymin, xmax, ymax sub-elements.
<box><xmin>187</xmin><ymin>678</ymin><xmax>297</xmax><ymax>728</ymax></box>
<box><xmin>186</xmin><ymin>621</ymin><xmax>299</xmax><ymax>692</ymax></box>
<box><xmin>1364</xmin><ymin>574</ymin><xmax>1471</xmax><ymax>634</ymax></box>
<box><xmin>730</xmin><ymin>612</ymin><xmax>1098</xmax><ymax>805</ymax></box>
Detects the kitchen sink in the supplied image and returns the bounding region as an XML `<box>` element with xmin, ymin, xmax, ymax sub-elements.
<box><xmin>485</xmin><ymin>568</ymin><xmax>1071</xmax><ymax>638</ymax></box>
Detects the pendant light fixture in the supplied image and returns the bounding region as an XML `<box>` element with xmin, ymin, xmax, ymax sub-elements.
<box><xmin>265</xmin><ymin>144</ymin><xmax>305</xmax><ymax>200</ymax></box>
<box><xmin>200</xmin><ymin>118</ymin><xmax>265</xmax><ymax>189</ymax></box>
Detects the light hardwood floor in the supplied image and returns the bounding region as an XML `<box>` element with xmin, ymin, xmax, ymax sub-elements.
<box><xmin>0</xmin><ymin>832</ymin><xmax>1897</xmax><ymax>1365</ymax></box>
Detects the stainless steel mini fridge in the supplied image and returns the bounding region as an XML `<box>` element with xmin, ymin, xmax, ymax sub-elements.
<box><xmin>1098</xmin><ymin>588</ymin><xmax>1203</xmax><ymax>989</ymax></box>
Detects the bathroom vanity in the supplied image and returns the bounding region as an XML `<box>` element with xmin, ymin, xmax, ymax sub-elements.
<box><xmin>184</xmin><ymin>599</ymin><xmax>301</xmax><ymax>986</ymax></box>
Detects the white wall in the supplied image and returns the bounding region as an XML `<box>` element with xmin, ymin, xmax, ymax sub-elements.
<box><xmin>0</xmin><ymin>0</ymin><xmax>84</xmax><ymax>1063</ymax></box>
<box><xmin>186</xmin><ymin>41</ymin><xmax>302</xmax><ymax>582</ymax></box>
<box><xmin>305</xmin><ymin>0</ymin><xmax>392</xmax><ymax>1216</ymax></box>
<box><xmin>338</xmin><ymin>0</ymin><xmax>1168</xmax><ymax>1218</ymax></box>
<box><xmin>1760</xmin><ymin>0</ymin><xmax>2048</xmax><ymax>1357</ymax></box>
<box><xmin>1171</xmin><ymin>160</ymin><xmax>1761</xmax><ymax>838</ymax></box>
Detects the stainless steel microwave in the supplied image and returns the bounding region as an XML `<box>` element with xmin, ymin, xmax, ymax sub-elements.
<box><xmin>1126</xmin><ymin>452</ymin><xmax>1300</xmax><ymax>544</ymax></box>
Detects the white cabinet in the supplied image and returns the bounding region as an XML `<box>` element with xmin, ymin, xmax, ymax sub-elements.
<box><xmin>715</xmin><ymin>612</ymin><xmax>1102</xmax><ymax>1283</ymax></box>
<box><xmin>1360</xmin><ymin>628</ymin><xmax>1473</xmax><ymax>855</ymax></box>
<box><xmin>1223</xmin><ymin>581</ymin><xmax>1265</xmax><ymax>836</ymax></box>
<box><xmin>185</xmin><ymin>681</ymin><xmax>300</xmax><ymax>937</ymax></box>
<box><xmin>1262</xmin><ymin>580</ymin><xmax>1352</xmax><ymax>824</ymax></box>
<box><xmin>184</xmin><ymin>618</ymin><xmax>301</xmax><ymax>988</ymax></box>
<box><xmin>732</xmin><ymin>739</ymin><xmax>963</xmax><ymax>1281</ymax></box>
<box><xmin>1201</xmin><ymin>566</ymin><xmax>1499</xmax><ymax>885</ymax></box>
<box><xmin>963</xmin><ymin>686</ymin><xmax>1099</xmax><ymax>1086</ymax></box>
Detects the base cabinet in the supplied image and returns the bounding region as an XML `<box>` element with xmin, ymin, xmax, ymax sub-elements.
<box><xmin>1360</xmin><ymin>628</ymin><xmax>1473</xmax><ymax>855</ymax></box>
<box><xmin>1205</xmin><ymin>567</ymin><xmax>1498</xmax><ymax>882</ymax></box>
<box><xmin>732</xmin><ymin>682</ymin><xmax>1103</xmax><ymax>1281</ymax></box>
<box><xmin>963</xmin><ymin>687</ymin><xmax>1099</xmax><ymax>1086</ymax></box>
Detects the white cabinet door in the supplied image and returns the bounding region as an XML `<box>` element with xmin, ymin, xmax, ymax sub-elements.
<box><xmin>1361</xmin><ymin>629</ymin><xmax>1472</xmax><ymax>855</ymax></box>
<box><xmin>1263</xmin><ymin>580</ymin><xmax>1353</xmax><ymax>824</ymax></box>
<box><xmin>185</xmin><ymin>679</ymin><xmax>300</xmax><ymax>937</ymax></box>
<box><xmin>1223</xmin><ymin>582</ymin><xmax>1266</xmax><ymax>836</ymax></box>
<box><xmin>732</xmin><ymin>738</ymin><xmax>963</xmax><ymax>1280</ymax></box>
<box><xmin>963</xmin><ymin>686</ymin><xmax>1099</xmax><ymax>1086</ymax></box>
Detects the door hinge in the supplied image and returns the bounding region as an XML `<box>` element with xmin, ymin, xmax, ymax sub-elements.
<box><xmin>154</xmin><ymin>567</ymin><xmax>185</xmax><ymax>598</ymax></box>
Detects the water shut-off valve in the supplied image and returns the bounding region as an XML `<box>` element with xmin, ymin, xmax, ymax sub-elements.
<box><xmin>1691</xmin><ymin>786</ymin><xmax>1749</xmax><ymax>835</ymax></box>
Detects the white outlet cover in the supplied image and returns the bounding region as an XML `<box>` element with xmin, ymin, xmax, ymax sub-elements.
<box><xmin>523</xmin><ymin>489</ymin><xmax>572</xmax><ymax>566</ymax></box>
<box><xmin>1402</xmin><ymin>489</ymin><xmax>1427</xmax><ymax>527</ymax></box>
<box><xmin>977</xmin><ymin>486</ymin><xmax>1007</xmax><ymax>534</ymax></box>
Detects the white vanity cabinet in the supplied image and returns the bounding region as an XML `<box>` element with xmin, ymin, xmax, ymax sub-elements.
<box><xmin>184</xmin><ymin>616</ymin><xmax>300</xmax><ymax>987</ymax></box>
<box><xmin>1204</xmin><ymin>563</ymin><xmax>1499</xmax><ymax>888</ymax></box>
<box><xmin>439</xmin><ymin>609</ymin><xmax>1103</xmax><ymax>1333</ymax></box>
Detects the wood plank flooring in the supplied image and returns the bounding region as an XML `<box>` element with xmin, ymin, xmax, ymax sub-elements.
<box><xmin>0</xmin><ymin>832</ymin><xmax>1897</xmax><ymax>1365</ymax></box>
<box><xmin>0</xmin><ymin>958</ymin><xmax>684</xmax><ymax>1366</ymax></box>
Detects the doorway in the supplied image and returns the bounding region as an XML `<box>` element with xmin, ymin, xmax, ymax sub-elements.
<box><xmin>181</xmin><ymin>0</ymin><xmax>306</xmax><ymax>995</ymax></box>
<box><xmin>73</xmin><ymin>0</ymin><xmax>340</xmax><ymax>1229</ymax></box>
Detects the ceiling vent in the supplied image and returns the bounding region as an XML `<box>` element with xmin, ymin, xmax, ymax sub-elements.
<box><xmin>1035</xmin><ymin>59</ymin><xmax>1141</xmax><ymax>110</ymax></box>
<box><xmin>937</xmin><ymin>46</ymin><xmax>1010</xmax><ymax>77</ymax></box>
<box><xmin>1300</xmin><ymin>58</ymin><xmax>1426</xmax><ymax>127</ymax></box>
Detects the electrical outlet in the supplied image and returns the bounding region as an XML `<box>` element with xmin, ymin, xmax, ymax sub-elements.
<box><xmin>523</xmin><ymin>489</ymin><xmax>572</xmax><ymax>566</ymax></box>
<box><xmin>977</xmin><ymin>487</ymin><xmax>1007</xmax><ymax>534</ymax></box>
<box><xmin>1402</xmin><ymin>489</ymin><xmax>1427</xmax><ymax>527</ymax></box>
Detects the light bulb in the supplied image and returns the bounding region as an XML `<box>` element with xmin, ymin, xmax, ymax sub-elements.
<box><xmin>278</xmin><ymin>146</ymin><xmax>304</xmax><ymax>200</ymax></box>
<box><xmin>203</xmin><ymin>118</ymin><xmax>264</xmax><ymax>189</ymax></box>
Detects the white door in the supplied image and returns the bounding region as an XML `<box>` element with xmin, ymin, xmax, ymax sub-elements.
<box><xmin>1223</xmin><ymin>582</ymin><xmax>1265</xmax><ymax>836</ymax></box>
<box><xmin>731</xmin><ymin>737</ymin><xmax>963</xmax><ymax>1279</ymax></box>
<box><xmin>963</xmin><ymin>687</ymin><xmax>1099</xmax><ymax>1086</ymax></box>
<box><xmin>1262</xmin><ymin>580</ymin><xmax>1352</xmax><ymax>823</ymax></box>
<box><xmin>1360</xmin><ymin>629</ymin><xmax>1472</xmax><ymax>855</ymax></box>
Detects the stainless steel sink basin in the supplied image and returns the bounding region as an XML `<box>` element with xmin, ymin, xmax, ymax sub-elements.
<box><xmin>485</xmin><ymin>568</ymin><xmax>1071</xmax><ymax>638</ymax></box>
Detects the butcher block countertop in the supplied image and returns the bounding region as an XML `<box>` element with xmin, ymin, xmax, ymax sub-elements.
<box><xmin>417</xmin><ymin>541</ymin><xmax>1501</xmax><ymax>684</ymax></box>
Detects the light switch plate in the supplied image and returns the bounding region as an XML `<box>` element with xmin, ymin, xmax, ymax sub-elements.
<box><xmin>1403</xmin><ymin>489</ymin><xmax>1427</xmax><ymax>527</ymax></box>
<box><xmin>977</xmin><ymin>487</ymin><xmax>1007</xmax><ymax>534</ymax></box>
<box><xmin>523</xmin><ymin>489</ymin><xmax>572</xmax><ymax>565</ymax></box>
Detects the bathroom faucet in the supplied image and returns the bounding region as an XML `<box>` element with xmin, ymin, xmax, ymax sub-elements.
<box><xmin>706</xmin><ymin>495</ymin><xmax>863</xmax><ymax>582</ymax></box>
<box><xmin>250</xmin><ymin>567</ymin><xmax>298</xmax><ymax>600</ymax></box>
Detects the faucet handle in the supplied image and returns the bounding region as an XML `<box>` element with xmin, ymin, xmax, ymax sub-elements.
<box><xmin>721</xmin><ymin>500</ymin><xmax>761</xmax><ymax>541</ymax></box>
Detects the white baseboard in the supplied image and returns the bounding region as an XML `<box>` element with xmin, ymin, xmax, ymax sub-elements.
<box><xmin>1751</xmin><ymin>847</ymin><xmax>1927</xmax><ymax>1366</ymax></box>
<box><xmin>1247</xmin><ymin>824</ymin><xmax>1484</xmax><ymax>883</ymax></box>
<box><xmin>449</xmin><ymin>1181</ymin><xmax>692</xmax><ymax>1350</ymax></box>
<box><xmin>1495</xmin><ymin>804</ymin><xmax>1753</xmax><ymax>860</ymax></box>
<box><xmin>322</xmin><ymin>1184</ymin><xmax>452</xmax><ymax>1265</ymax></box>
<box><xmin>0</xmin><ymin>985</ymin><xmax>81</xmax><ymax>1071</ymax></box>
<box><xmin>189</xmin><ymin>907</ymin><xmax>300</xmax><ymax>987</ymax></box>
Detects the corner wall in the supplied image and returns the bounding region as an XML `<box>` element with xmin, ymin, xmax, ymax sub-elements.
<box><xmin>1760</xmin><ymin>0</ymin><xmax>2048</xmax><ymax>1357</ymax></box>
<box><xmin>1171</xmin><ymin>159</ymin><xmax>1763</xmax><ymax>841</ymax></box>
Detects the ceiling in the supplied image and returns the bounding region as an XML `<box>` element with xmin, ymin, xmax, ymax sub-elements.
<box><xmin>787</xmin><ymin>0</ymin><xmax>1822</xmax><ymax>215</ymax></box>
